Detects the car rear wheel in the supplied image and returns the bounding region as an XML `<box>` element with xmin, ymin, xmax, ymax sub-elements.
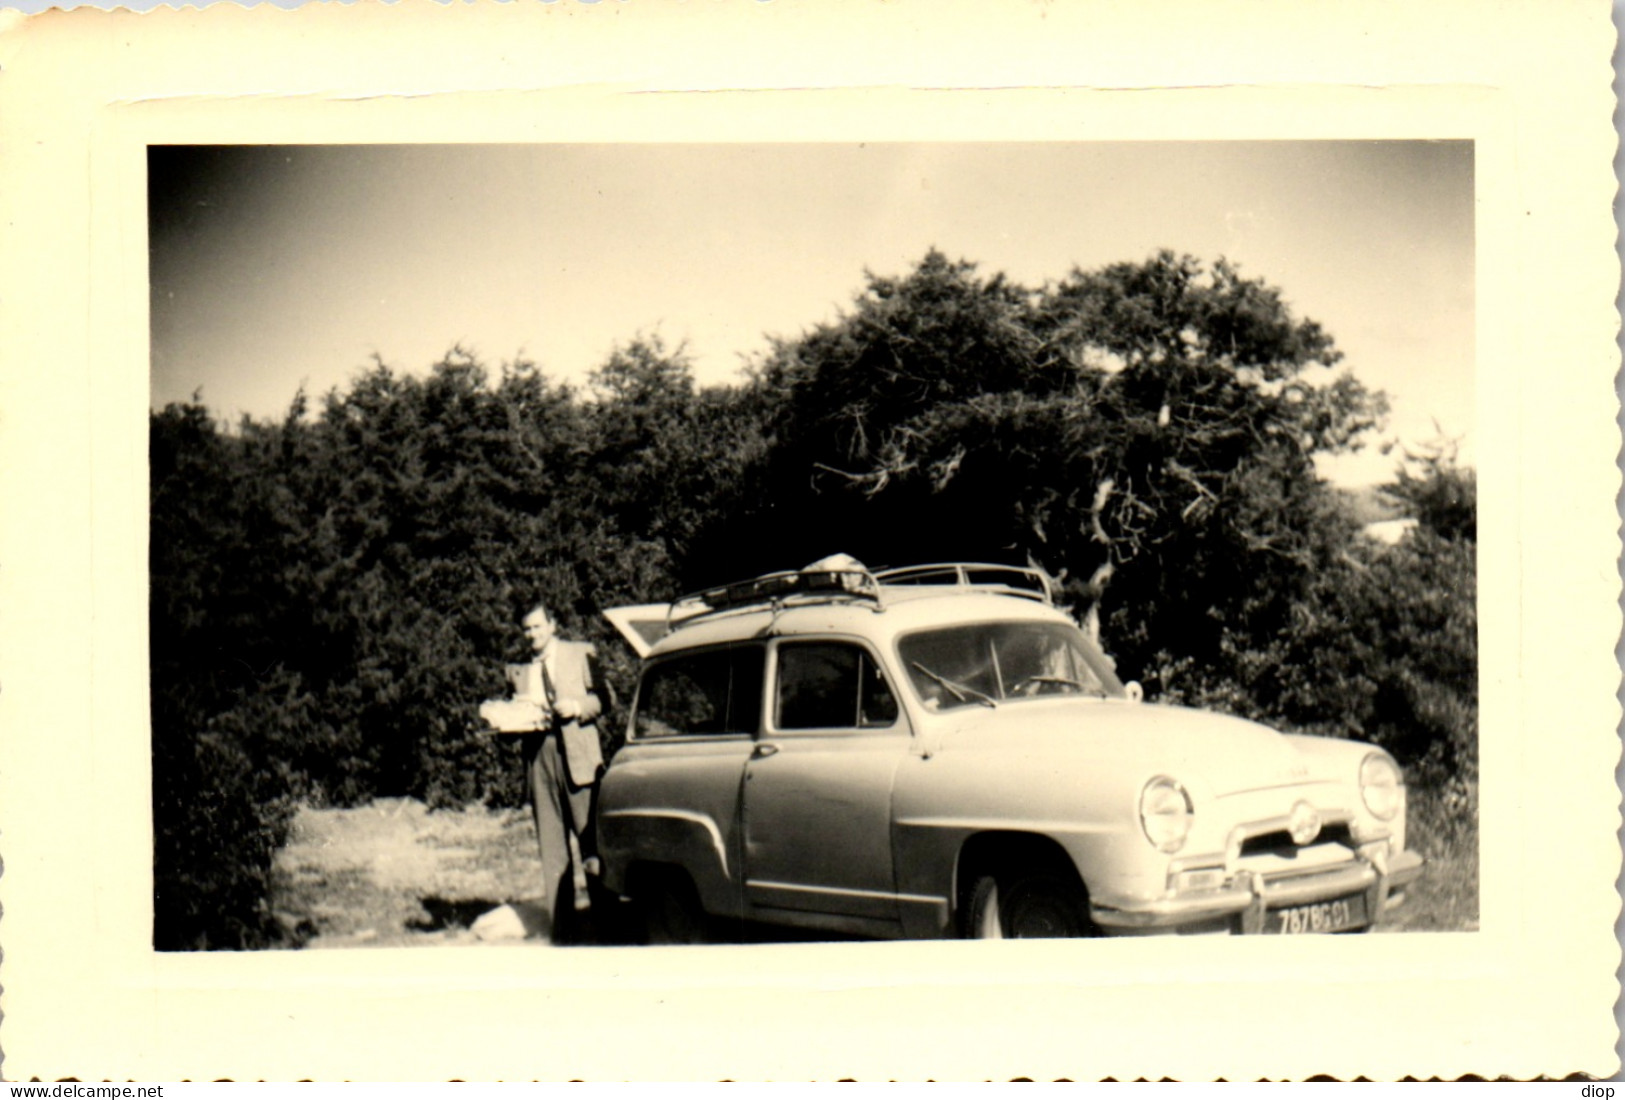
<box><xmin>964</xmin><ymin>870</ymin><xmax>1094</xmax><ymax>939</ymax></box>
<box><xmin>634</xmin><ymin>867</ymin><xmax>709</xmax><ymax>945</ymax></box>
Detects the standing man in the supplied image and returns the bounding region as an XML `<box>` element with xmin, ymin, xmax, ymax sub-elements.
<box><xmin>511</xmin><ymin>602</ymin><xmax>608</xmax><ymax>941</ymax></box>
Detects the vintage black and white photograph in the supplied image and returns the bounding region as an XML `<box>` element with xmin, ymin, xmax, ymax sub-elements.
<box><xmin>7</xmin><ymin>0</ymin><xmax>1617</xmax><ymax>1079</ymax></box>
<box><xmin>147</xmin><ymin>141</ymin><xmax>1478</xmax><ymax>953</ymax></box>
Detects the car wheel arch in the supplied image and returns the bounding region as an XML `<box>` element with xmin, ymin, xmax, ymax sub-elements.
<box><xmin>623</xmin><ymin>860</ymin><xmax>711</xmax><ymax>944</ymax></box>
<box><xmin>952</xmin><ymin>830</ymin><xmax>1092</xmax><ymax>922</ymax></box>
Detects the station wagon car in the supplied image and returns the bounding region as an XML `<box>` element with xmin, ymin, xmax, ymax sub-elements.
<box><xmin>597</xmin><ymin>559</ymin><xmax>1423</xmax><ymax>940</ymax></box>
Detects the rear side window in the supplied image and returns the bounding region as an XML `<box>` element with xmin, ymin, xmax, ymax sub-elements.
<box><xmin>775</xmin><ymin>641</ymin><xmax>899</xmax><ymax>731</ymax></box>
<box><xmin>635</xmin><ymin>646</ymin><xmax>765</xmax><ymax>739</ymax></box>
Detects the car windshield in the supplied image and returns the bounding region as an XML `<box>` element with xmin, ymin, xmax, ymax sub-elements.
<box><xmin>897</xmin><ymin>621</ymin><xmax>1125</xmax><ymax>711</ymax></box>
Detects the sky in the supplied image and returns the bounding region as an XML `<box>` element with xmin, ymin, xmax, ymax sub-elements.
<box><xmin>149</xmin><ymin>142</ymin><xmax>1474</xmax><ymax>487</ymax></box>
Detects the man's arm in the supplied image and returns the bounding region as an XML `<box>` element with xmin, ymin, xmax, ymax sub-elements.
<box><xmin>552</xmin><ymin>642</ymin><xmax>605</xmax><ymax>723</ymax></box>
<box><xmin>583</xmin><ymin>644</ymin><xmax>614</xmax><ymax>719</ymax></box>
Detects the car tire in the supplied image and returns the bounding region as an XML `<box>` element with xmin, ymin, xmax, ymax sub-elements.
<box><xmin>963</xmin><ymin>869</ymin><xmax>1095</xmax><ymax>939</ymax></box>
<box><xmin>636</xmin><ymin>867</ymin><xmax>709</xmax><ymax>946</ymax></box>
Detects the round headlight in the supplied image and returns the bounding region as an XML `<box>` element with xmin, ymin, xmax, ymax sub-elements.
<box><xmin>1140</xmin><ymin>776</ymin><xmax>1194</xmax><ymax>854</ymax></box>
<box><xmin>1360</xmin><ymin>753</ymin><xmax>1403</xmax><ymax>821</ymax></box>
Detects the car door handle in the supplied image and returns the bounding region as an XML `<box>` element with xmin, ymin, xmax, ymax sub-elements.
<box><xmin>751</xmin><ymin>743</ymin><xmax>779</xmax><ymax>759</ymax></box>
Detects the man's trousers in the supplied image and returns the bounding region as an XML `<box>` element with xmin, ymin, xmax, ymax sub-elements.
<box><xmin>524</xmin><ymin>731</ymin><xmax>595</xmax><ymax>939</ymax></box>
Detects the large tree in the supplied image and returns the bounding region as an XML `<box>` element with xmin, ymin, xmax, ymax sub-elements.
<box><xmin>704</xmin><ymin>250</ymin><xmax>1388</xmax><ymax>705</ymax></box>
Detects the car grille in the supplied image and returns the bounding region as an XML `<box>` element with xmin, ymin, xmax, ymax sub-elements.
<box><xmin>1239</xmin><ymin>822</ymin><xmax>1353</xmax><ymax>857</ymax></box>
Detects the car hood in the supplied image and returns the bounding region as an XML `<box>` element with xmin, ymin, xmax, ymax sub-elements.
<box><xmin>928</xmin><ymin>700</ymin><xmax>1330</xmax><ymax>799</ymax></box>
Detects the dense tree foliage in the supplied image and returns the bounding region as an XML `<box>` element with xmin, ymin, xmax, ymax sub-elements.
<box><xmin>150</xmin><ymin>250</ymin><xmax>1475</xmax><ymax>949</ymax></box>
<box><xmin>718</xmin><ymin>251</ymin><xmax>1388</xmax><ymax>701</ymax></box>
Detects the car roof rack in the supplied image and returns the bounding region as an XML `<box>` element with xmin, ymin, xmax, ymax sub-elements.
<box><xmin>668</xmin><ymin>566</ymin><xmax>884</xmax><ymax>629</ymax></box>
<box><xmin>667</xmin><ymin>559</ymin><xmax>1055</xmax><ymax>631</ymax></box>
<box><xmin>872</xmin><ymin>562</ymin><xmax>1054</xmax><ymax>605</ymax></box>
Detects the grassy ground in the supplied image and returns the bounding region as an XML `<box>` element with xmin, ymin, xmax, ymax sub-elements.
<box><xmin>272</xmin><ymin>784</ymin><xmax>1479</xmax><ymax>947</ymax></box>
<box><xmin>1380</xmin><ymin>780</ymin><xmax>1479</xmax><ymax>933</ymax></box>
<box><xmin>271</xmin><ymin>798</ymin><xmax>542</xmax><ymax>948</ymax></box>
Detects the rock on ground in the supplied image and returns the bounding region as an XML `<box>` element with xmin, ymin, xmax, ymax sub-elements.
<box><xmin>472</xmin><ymin>902</ymin><xmax>549</xmax><ymax>942</ymax></box>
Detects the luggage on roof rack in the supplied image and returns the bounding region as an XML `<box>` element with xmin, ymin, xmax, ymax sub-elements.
<box><xmin>666</xmin><ymin>558</ymin><xmax>1054</xmax><ymax>628</ymax></box>
<box><xmin>669</xmin><ymin>565</ymin><xmax>882</xmax><ymax>626</ymax></box>
<box><xmin>602</xmin><ymin>560</ymin><xmax>1056</xmax><ymax>656</ymax></box>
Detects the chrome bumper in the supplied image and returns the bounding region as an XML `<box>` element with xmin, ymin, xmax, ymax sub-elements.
<box><xmin>1090</xmin><ymin>848</ymin><xmax>1424</xmax><ymax>933</ymax></box>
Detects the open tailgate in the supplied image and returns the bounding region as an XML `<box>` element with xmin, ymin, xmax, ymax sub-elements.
<box><xmin>601</xmin><ymin>603</ymin><xmax>673</xmax><ymax>659</ymax></box>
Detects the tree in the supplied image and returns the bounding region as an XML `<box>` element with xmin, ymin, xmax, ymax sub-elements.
<box><xmin>709</xmin><ymin>250</ymin><xmax>1388</xmax><ymax>708</ymax></box>
<box><xmin>581</xmin><ymin>335</ymin><xmax>762</xmax><ymax>583</ymax></box>
<box><xmin>1388</xmin><ymin>432</ymin><xmax>1476</xmax><ymax>542</ymax></box>
<box><xmin>150</xmin><ymin>400</ymin><xmax>300</xmax><ymax>948</ymax></box>
<box><xmin>274</xmin><ymin>351</ymin><xmax>597</xmax><ymax>807</ymax></box>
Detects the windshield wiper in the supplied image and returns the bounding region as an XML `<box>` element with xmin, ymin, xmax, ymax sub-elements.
<box><xmin>911</xmin><ymin>662</ymin><xmax>998</xmax><ymax>709</ymax></box>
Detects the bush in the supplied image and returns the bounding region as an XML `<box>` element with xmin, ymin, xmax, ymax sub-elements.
<box><xmin>152</xmin><ymin>723</ymin><xmax>294</xmax><ymax>950</ymax></box>
<box><xmin>151</xmin><ymin>401</ymin><xmax>302</xmax><ymax>949</ymax></box>
<box><xmin>1399</xmin><ymin>775</ymin><xmax>1479</xmax><ymax>929</ymax></box>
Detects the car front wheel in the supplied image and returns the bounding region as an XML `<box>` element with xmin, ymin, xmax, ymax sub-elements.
<box><xmin>964</xmin><ymin>871</ymin><xmax>1095</xmax><ymax>939</ymax></box>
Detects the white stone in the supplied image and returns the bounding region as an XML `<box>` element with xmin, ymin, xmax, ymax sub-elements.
<box><xmin>471</xmin><ymin>904</ymin><xmax>529</xmax><ymax>942</ymax></box>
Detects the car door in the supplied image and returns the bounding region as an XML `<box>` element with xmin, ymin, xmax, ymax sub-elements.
<box><xmin>597</xmin><ymin>643</ymin><xmax>764</xmax><ymax>920</ymax></box>
<box><xmin>741</xmin><ymin>638</ymin><xmax>911</xmax><ymax>929</ymax></box>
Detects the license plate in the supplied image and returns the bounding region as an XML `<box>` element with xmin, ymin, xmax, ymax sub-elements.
<box><xmin>1266</xmin><ymin>893</ymin><xmax>1368</xmax><ymax>934</ymax></box>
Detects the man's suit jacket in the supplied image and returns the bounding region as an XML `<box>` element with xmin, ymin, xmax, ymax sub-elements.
<box><xmin>531</xmin><ymin>639</ymin><xmax>606</xmax><ymax>788</ymax></box>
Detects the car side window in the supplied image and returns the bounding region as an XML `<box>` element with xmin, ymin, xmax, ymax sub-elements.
<box><xmin>776</xmin><ymin>641</ymin><xmax>899</xmax><ymax>731</ymax></box>
<box><xmin>635</xmin><ymin>645</ymin><xmax>764</xmax><ymax>738</ymax></box>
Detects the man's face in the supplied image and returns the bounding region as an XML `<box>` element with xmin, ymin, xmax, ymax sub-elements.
<box><xmin>523</xmin><ymin>609</ymin><xmax>557</xmax><ymax>656</ymax></box>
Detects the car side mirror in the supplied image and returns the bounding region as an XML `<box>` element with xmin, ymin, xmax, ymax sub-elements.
<box><xmin>1124</xmin><ymin>681</ymin><xmax>1144</xmax><ymax>703</ymax></box>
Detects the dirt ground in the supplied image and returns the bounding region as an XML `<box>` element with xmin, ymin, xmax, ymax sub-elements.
<box><xmin>270</xmin><ymin>797</ymin><xmax>1476</xmax><ymax>947</ymax></box>
<box><xmin>271</xmin><ymin>798</ymin><xmax>546</xmax><ymax>948</ymax></box>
